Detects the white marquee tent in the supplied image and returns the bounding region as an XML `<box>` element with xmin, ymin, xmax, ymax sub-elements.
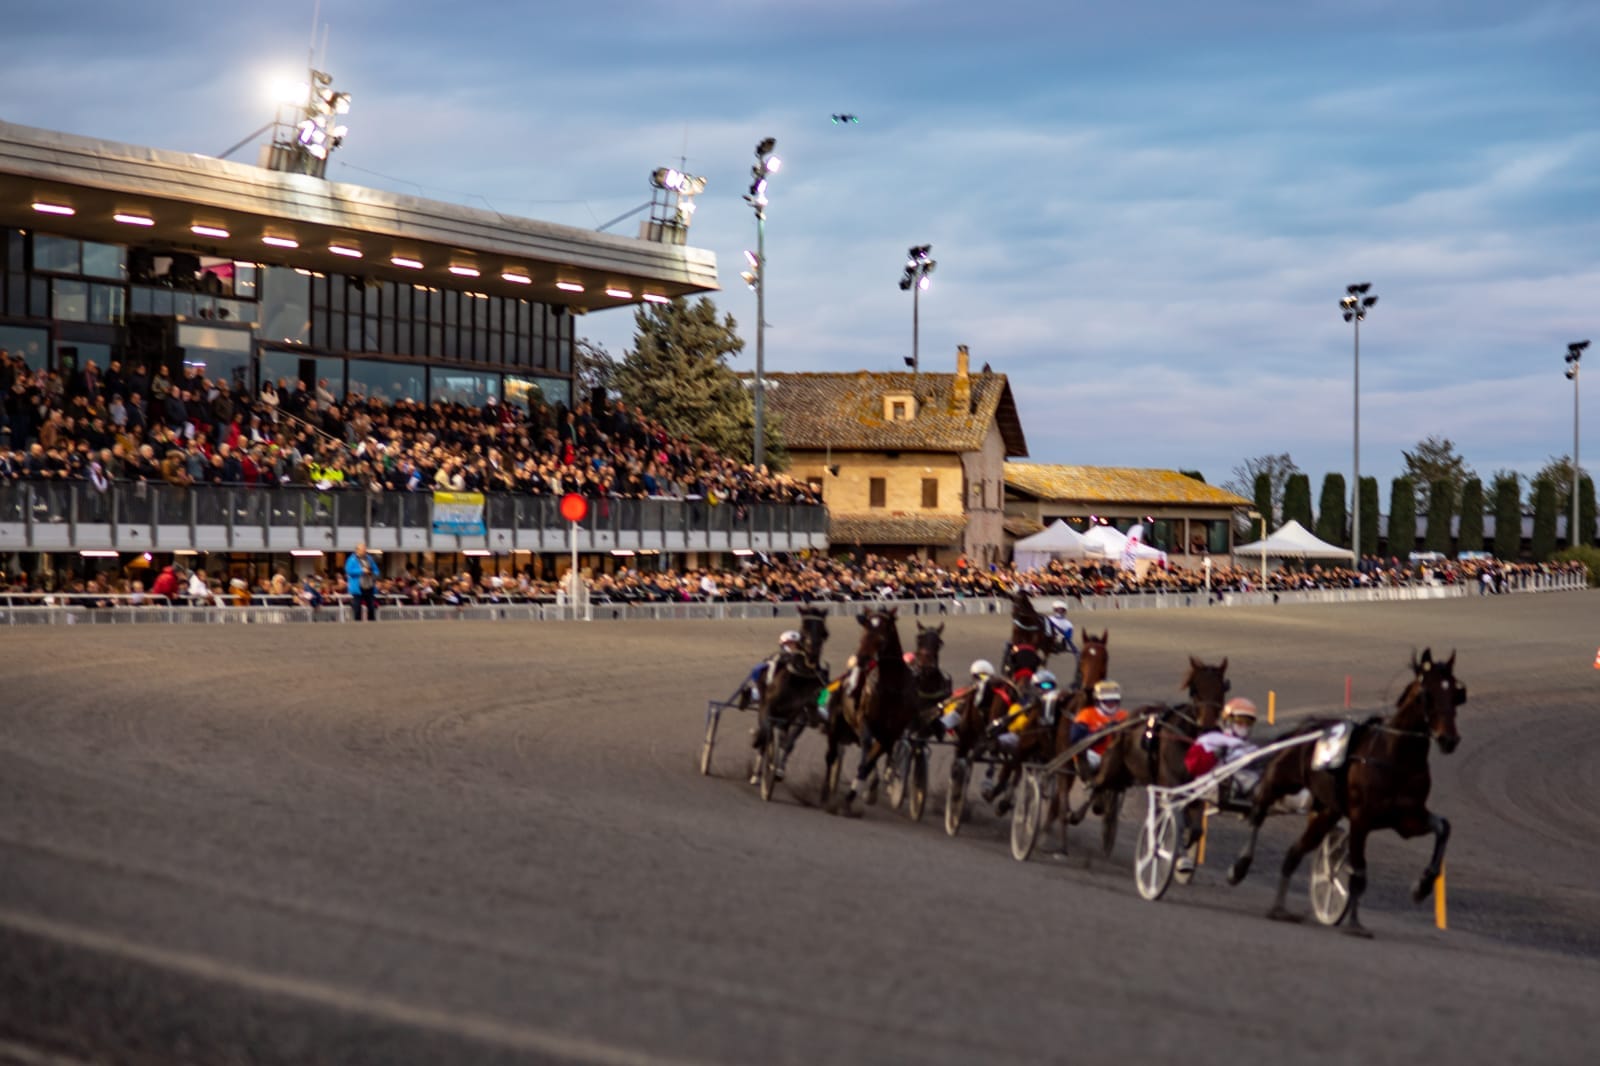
<box><xmin>1013</xmin><ymin>520</ymin><xmax>1094</xmax><ymax>570</ymax></box>
<box><xmin>1082</xmin><ymin>524</ymin><xmax>1169</xmax><ymax>569</ymax></box>
<box><xmin>1232</xmin><ymin>519</ymin><xmax>1354</xmax><ymax>561</ymax></box>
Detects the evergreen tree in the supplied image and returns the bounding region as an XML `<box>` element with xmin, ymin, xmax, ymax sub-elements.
<box><xmin>1424</xmin><ymin>478</ymin><xmax>1455</xmax><ymax>554</ymax></box>
<box><xmin>1253</xmin><ymin>472</ymin><xmax>1273</xmax><ymax>534</ymax></box>
<box><xmin>1402</xmin><ymin>435</ymin><xmax>1475</xmax><ymax>512</ymax></box>
<box><xmin>1282</xmin><ymin>473</ymin><xmax>1313</xmax><ymax>529</ymax></box>
<box><xmin>1387</xmin><ymin>477</ymin><xmax>1416</xmax><ymax>560</ymax></box>
<box><xmin>1456</xmin><ymin>477</ymin><xmax>1485</xmax><ymax>554</ymax></box>
<box><xmin>612</xmin><ymin>297</ymin><xmax>787</xmax><ymax>468</ymax></box>
<box><xmin>1491</xmin><ymin>471</ymin><xmax>1522</xmax><ymax>560</ymax></box>
<box><xmin>1316</xmin><ymin>473</ymin><xmax>1347</xmax><ymax>546</ymax></box>
<box><xmin>1359</xmin><ymin>476</ymin><xmax>1380</xmax><ymax>564</ymax></box>
<box><xmin>1531</xmin><ymin>479</ymin><xmax>1558</xmax><ymax>561</ymax></box>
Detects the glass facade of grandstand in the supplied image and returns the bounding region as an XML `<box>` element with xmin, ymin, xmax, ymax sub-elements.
<box><xmin>0</xmin><ymin>226</ymin><xmax>575</xmax><ymax>411</ymax></box>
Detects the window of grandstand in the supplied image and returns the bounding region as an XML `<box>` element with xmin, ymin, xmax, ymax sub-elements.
<box><xmin>348</xmin><ymin>358</ymin><xmax>426</xmax><ymax>404</ymax></box>
<box><xmin>260</xmin><ymin>266</ymin><xmax>312</xmax><ymax>346</ymax></box>
<box><xmin>260</xmin><ymin>350</ymin><xmax>344</xmax><ymax>396</ymax></box>
<box><xmin>0</xmin><ymin>323</ymin><xmax>47</xmax><ymax>369</ymax></box>
<box><xmin>430</xmin><ymin>368</ymin><xmax>501</xmax><ymax>406</ymax></box>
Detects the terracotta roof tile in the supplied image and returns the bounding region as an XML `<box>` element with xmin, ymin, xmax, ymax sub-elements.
<box><xmin>1003</xmin><ymin>516</ymin><xmax>1045</xmax><ymax>537</ymax></box>
<box><xmin>829</xmin><ymin>513</ymin><xmax>968</xmax><ymax>546</ymax></box>
<box><xmin>1005</xmin><ymin>464</ymin><xmax>1251</xmax><ymax>507</ymax></box>
<box><xmin>761</xmin><ymin>371</ymin><xmax>1027</xmax><ymax>456</ymax></box>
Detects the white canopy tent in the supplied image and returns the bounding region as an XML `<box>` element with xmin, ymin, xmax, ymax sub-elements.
<box><xmin>1232</xmin><ymin>519</ymin><xmax>1354</xmax><ymax>561</ymax></box>
<box><xmin>1013</xmin><ymin>520</ymin><xmax>1094</xmax><ymax>570</ymax></box>
<box><xmin>1082</xmin><ymin>523</ymin><xmax>1169</xmax><ymax>570</ymax></box>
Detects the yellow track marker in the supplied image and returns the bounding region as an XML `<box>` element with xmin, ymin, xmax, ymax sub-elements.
<box><xmin>1268</xmin><ymin>690</ymin><xmax>1276</xmax><ymax>725</ymax></box>
<box><xmin>1435</xmin><ymin>863</ymin><xmax>1448</xmax><ymax>930</ymax></box>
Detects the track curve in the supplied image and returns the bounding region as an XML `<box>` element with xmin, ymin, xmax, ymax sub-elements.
<box><xmin>2</xmin><ymin>594</ymin><xmax>1598</xmax><ymax>1065</ymax></box>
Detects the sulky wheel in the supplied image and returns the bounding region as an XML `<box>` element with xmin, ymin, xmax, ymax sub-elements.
<box><xmin>699</xmin><ymin>711</ymin><xmax>719</xmax><ymax>776</ymax></box>
<box><xmin>907</xmin><ymin>746</ymin><xmax>929</xmax><ymax>822</ymax></box>
<box><xmin>757</xmin><ymin>730</ymin><xmax>780</xmax><ymax>802</ymax></box>
<box><xmin>945</xmin><ymin>759</ymin><xmax>969</xmax><ymax>837</ymax></box>
<box><xmin>885</xmin><ymin>738</ymin><xmax>911</xmax><ymax>811</ymax></box>
<box><xmin>1135</xmin><ymin>806</ymin><xmax>1180</xmax><ymax>901</ymax></box>
<box><xmin>1310</xmin><ymin>824</ymin><xmax>1354</xmax><ymax>926</ymax></box>
<box><xmin>1010</xmin><ymin>772</ymin><xmax>1043</xmax><ymax>862</ymax></box>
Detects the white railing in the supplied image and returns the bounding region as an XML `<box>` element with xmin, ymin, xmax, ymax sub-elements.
<box><xmin>0</xmin><ymin>572</ymin><xmax>1585</xmax><ymax>625</ymax></box>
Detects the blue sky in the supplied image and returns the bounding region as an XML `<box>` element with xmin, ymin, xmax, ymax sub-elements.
<box><xmin>5</xmin><ymin>1</ymin><xmax>1597</xmax><ymax>492</ymax></box>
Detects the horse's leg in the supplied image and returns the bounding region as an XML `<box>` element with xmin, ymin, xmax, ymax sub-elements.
<box><xmin>1267</xmin><ymin>807</ymin><xmax>1340</xmax><ymax>923</ymax></box>
<box><xmin>1406</xmin><ymin>811</ymin><xmax>1451</xmax><ymax>905</ymax></box>
<box><xmin>1228</xmin><ymin>757</ymin><xmax>1297</xmax><ymax>885</ymax></box>
<box><xmin>1052</xmin><ymin>768</ymin><xmax>1076</xmax><ymax>853</ymax></box>
<box><xmin>1342</xmin><ymin>823</ymin><xmax>1374</xmax><ymax>938</ymax></box>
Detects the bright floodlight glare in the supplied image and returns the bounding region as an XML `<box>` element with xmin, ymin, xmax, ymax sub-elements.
<box><xmin>918</xmin><ymin>275</ymin><xmax>930</xmax><ymax>291</ymax></box>
<box><xmin>744</xmin><ymin>250</ymin><xmax>759</xmax><ymax>268</ymax></box>
<box><xmin>765</xmin><ymin>156</ymin><xmax>781</xmax><ymax>173</ymax></box>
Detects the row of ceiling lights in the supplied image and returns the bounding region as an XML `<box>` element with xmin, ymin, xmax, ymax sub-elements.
<box><xmin>27</xmin><ymin>200</ymin><xmax>667</xmax><ymax>304</ymax></box>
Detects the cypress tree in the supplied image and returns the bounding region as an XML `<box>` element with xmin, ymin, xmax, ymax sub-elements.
<box><xmin>1359</xmin><ymin>476</ymin><xmax>1380</xmax><ymax>565</ymax></box>
<box><xmin>1531</xmin><ymin>479</ymin><xmax>1558</xmax><ymax>561</ymax></box>
<box><xmin>1253</xmin><ymin>472</ymin><xmax>1273</xmax><ymax>533</ymax></box>
<box><xmin>1492</xmin><ymin>472</ymin><xmax>1522</xmax><ymax>560</ymax></box>
<box><xmin>1316</xmin><ymin>473</ymin><xmax>1348</xmax><ymax>546</ymax></box>
<box><xmin>1387</xmin><ymin>478</ymin><xmax>1416</xmax><ymax>560</ymax></box>
<box><xmin>1282</xmin><ymin>473</ymin><xmax>1313</xmax><ymax>530</ymax></box>
<box><xmin>1580</xmin><ymin>475</ymin><xmax>1596</xmax><ymax>549</ymax></box>
<box><xmin>1457</xmin><ymin>477</ymin><xmax>1485</xmax><ymax>554</ymax></box>
<box><xmin>1425</xmin><ymin>478</ymin><xmax>1455</xmax><ymax>554</ymax></box>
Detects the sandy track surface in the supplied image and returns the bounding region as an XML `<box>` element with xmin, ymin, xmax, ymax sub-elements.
<box><xmin>1</xmin><ymin>593</ymin><xmax>1597</xmax><ymax>1064</ymax></box>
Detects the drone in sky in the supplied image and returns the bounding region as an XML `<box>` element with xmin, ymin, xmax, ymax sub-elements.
<box><xmin>830</xmin><ymin>113</ymin><xmax>859</xmax><ymax>125</ymax></box>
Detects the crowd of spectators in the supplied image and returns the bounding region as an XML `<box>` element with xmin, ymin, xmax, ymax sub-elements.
<box><xmin>0</xmin><ymin>350</ymin><xmax>820</xmax><ymax>507</ymax></box>
<box><xmin>1</xmin><ymin>552</ymin><xmax>1585</xmax><ymax>611</ymax></box>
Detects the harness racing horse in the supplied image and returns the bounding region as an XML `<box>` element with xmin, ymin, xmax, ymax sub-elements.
<box><xmin>823</xmin><ymin>608</ymin><xmax>923</xmax><ymax>816</ymax></box>
<box><xmin>910</xmin><ymin>622</ymin><xmax>954</xmax><ymax>721</ymax></box>
<box><xmin>1000</xmin><ymin>587</ymin><xmax>1049</xmax><ymax>681</ymax></box>
<box><xmin>1072</xmin><ymin>657</ymin><xmax>1229</xmax><ymax>860</ymax></box>
<box><xmin>1040</xmin><ymin>629</ymin><xmax>1110</xmax><ymax>851</ymax></box>
<box><xmin>1226</xmin><ymin>648</ymin><xmax>1464</xmax><ymax>937</ymax></box>
<box><xmin>751</xmin><ymin>606</ymin><xmax>832</xmax><ymax>786</ymax></box>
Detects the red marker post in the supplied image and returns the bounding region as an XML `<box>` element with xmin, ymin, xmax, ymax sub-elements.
<box><xmin>560</xmin><ymin>492</ymin><xmax>588</xmax><ymax>617</ymax></box>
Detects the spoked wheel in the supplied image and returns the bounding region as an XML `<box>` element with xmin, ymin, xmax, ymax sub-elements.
<box><xmin>1010</xmin><ymin>772</ymin><xmax>1043</xmax><ymax>862</ymax></box>
<box><xmin>1101</xmin><ymin>790</ymin><xmax>1123</xmax><ymax>858</ymax></box>
<box><xmin>757</xmin><ymin>730</ymin><xmax>780</xmax><ymax>802</ymax></box>
<box><xmin>699</xmin><ymin>708</ymin><xmax>719</xmax><ymax>776</ymax></box>
<box><xmin>1135</xmin><ymin>806</ymin><xmax>1180</xmax><ymax>901</ymax></box>
<box><xmin>1310</xmin><ymin>824</ymin><xmax>1353</xmax><ymax>926</ymax></box>
<box><xmin>945</xmin><ymin>759</ymin><xmax>969</xmax><ymax>837</ymax></box>
<box><xmin>885</xmin><ymin>738</ymin><xmax>911</xmax><ymax>811</ymax></box>
<box><xmin>907</xmin><ymin>746</ymin><xmax>929</xmax><ymax>822</ymax></box>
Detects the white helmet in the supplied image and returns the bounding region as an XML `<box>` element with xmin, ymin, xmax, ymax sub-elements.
<box><xmin>1034</xmin><ymin>670</ymin><xmax>1058</xmax><ymax>691</ymax></box>
<box><xmin>1052</xmin><ymin>600</ymin><xmax>1068</xmax><ymax>613</ymax></box>
<box><xmin>1094</xmin><ymin>680</ymin><xmax>1122</xmax><ymax>704</ymax></box>
<box><xmin>779</xmin><ymin>629</ymin><xmax>802</xmax><ymax>646</ymax></box>
<box><xmin>970</xmin><ymin>659</ymin><xmax>996</xmax><ymax>679</ymax></box>
<box><xmin>1223</xmin><ymin>697</ymin><xmax>1258</xmax><ymax>738</ymax></box>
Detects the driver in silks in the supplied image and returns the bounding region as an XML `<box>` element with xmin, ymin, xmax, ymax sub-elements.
<box><xmin>1185</xmin><ymin>698</ymin><xmax>1261</xmax><ymax>800</ymax></box>
<box><xmin>738</xmin><ymin>629</ymin><xmax>803</xmax><ymax>709</ymax></box>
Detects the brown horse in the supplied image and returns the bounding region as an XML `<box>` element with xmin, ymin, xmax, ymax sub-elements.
<box><xmin>1070</xmin><ymin>657</ymin><xmax>1230</xmax><ymax>859</ymax></box>
<box><xmin>1226</xmin><ymin>648</ymin><xmax>1464</xmax><ymax>937</ymax></box>
<box><xmin>909</xmin><ymin>622</ymin><xmax>953</xmax><ymax>718</ymax></box>
<box><xmin>823</xmin><ymin>607</ymin><xmax>922</xmax><ymax>815</ymax></box>
<box><xmin>1000</xmin><ymin>587</ymin><xmax>1049</xmax><ymax>681</ymax></box>
<box><xmin>1041</xmin><ymin>629</ymin><xmax>1110</xmax><ymax>851</ymax></box>
<box><xmin>752</xmin><ymin>606</ymin><xmax>832</xmax><ymax>781</ymax></box>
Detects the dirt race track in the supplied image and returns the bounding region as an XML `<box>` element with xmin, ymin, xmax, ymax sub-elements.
<box><xmin>2</xmin><ymin>593</ymin><xmax>1599</xmax><ymax>1065</ymax></box>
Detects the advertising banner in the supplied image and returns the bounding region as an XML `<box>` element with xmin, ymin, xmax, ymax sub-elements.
<box><xmin>432</xmin><ymin>491</ymin><xmax>487</xmax><ymax>536</ymax></box>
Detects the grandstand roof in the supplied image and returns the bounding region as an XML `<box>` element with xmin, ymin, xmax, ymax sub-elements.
<box><xmin>829</xmin><ymin>513</ymin><xmax>969</xmax><ymax>546</ymax></box>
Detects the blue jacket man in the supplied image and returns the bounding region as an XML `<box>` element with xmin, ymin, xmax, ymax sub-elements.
<box><xmin>345</xmin><ymin>542</ymin><xmax>380</xmax><ymax>621</ymax></box>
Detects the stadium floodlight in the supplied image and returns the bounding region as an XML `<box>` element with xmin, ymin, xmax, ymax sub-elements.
<box><xmin>831</xmin><ymin>114</ymin><xmax>860</xmax><ymax>124</ymax></box>
<box><xmin>899</xmin><ymin>244</ymin><xmax>937</xmax><ymax>373</ymax></box>
<box><xmin>744</xmin><ymin>138</ymin><xmax>780</xmax><ymax>470</ymax></box>
<box><xmin>1339</xmin><ymin>282</ymin><xmax>1378</xmax><ymax>568</ymax></box>
<box><xmin>1566</xmin><ymin>341</ymin><xmax>1590</xmax><ymax>547</ymax></box>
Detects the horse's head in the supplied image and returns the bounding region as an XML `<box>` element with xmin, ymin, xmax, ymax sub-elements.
<box><xmin>854</xmin><ymin>607</ymin><xmax>900</xmax><ymax>662</ymax></box>
<box><xmin>1009</xmin><ymin>591</ymin><xmax>1045</xmax><ymax>644</ymax></box>
<box><xmin>1077</xmin><ymin>630</ymin><xmax>1110</xmax><ymax>691</ymax></box>
<box><xmin>1182</xmin><ymin>655</ymin><xmax>1230</xmax><ymax>727</ymax></box>
<box><xmin>1406</xmin><ymin>647</ymin><xmax>1464</xmax><ymax>754</ymax></box>
<box><xmin>797</xmin><ymin>606</ymin><xmax>830</xmax><ymax>665</ymax></box>
<box><xmin>913</xmin><ymin>621</ymin><xmax>944</xmax><ymax>670</ymax></box>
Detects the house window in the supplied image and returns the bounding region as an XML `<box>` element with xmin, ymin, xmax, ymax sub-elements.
<box><xmin>869</xmin><ymin>477</ymin><xmax>886</xmax><ymax>508</ymax></box>
<box><xmin>922</xmin><ymin>478</ymin><xmax>938</xmax><ymax>509</ymax></box>
<box><xmin>892</xmin><ymin>401</ymin><xmax>907</xmax><ymax>420</ymax></box>
<box><xmin>882</xmin><ymin>393</ymin><xmax>916</xmax><ymax>421</ymax></box>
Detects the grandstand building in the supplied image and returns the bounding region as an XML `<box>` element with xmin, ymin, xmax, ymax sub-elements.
<box><xmin>0</xmin><ymin>119</ymin><xmax>828</xmax><ymax>580</ymax></box>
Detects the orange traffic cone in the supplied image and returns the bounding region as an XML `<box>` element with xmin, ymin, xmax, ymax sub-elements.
<box><xmin>1593</xmin><ymin>648</ymin><xmax>1600</xmax><ymax>670</ymax></box>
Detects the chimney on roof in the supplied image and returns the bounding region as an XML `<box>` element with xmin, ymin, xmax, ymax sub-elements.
<box><xmin>954</xmin><ymin>345</ymin><xmax>971</xmax><ymax>414</ymax></box>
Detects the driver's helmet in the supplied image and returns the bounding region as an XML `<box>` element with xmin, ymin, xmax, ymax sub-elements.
<box><xmin>970</xmin><ymin>659</ymin><xmax>996</xmax><ymax>680</ymax></box>
<box><xmin>1051</xmin><ymin>600</ymin><xmax>1069</xmax><ymax>614</ymax></box>
<box><xmin>1223</xmin><ymin>697</ymin><xmax>1258</xmax><ymax>737</ymax></box>
<box><xmin>1033</xmin><ymin>669</ymin><xmax>1059</xmax><ymax>692</ymax></box>
<box><xmin>779</xmin><ymin>629</ymin><xmax>802</xmax><ymax>648</ymax></box>
<box><xmin>1093</xmin><ymin>680</ymin><xmax>1122</xmax><ymax>708</ymax></box>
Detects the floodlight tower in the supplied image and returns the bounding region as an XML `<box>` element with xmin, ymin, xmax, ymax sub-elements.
<box><xmin>899</xmin><ymin>245</ymin><xmax>936</xmax><ymax>373</ymax></box>
<box><xmin>1566</xmin><ymin>340</ymin><xmax>1590</xmax><ymax>547</ymax></box>
<box><xmin>1340</xmin><ymin>283</ymin><xmax>1378</xmax><ymax>568</ymax></box>
<box><xmin>263</xmin><ymin>68</ymin><xmax>351</xmax><ymax>178</ymax></box>
<box><xmin>744</xmin><ymin>138</ymin><xmax>780</xmax><ymax>470</ymax></box>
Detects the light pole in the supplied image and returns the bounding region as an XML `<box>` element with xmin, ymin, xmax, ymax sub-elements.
<box><xmin>1340</xmin><ymin>283</ymin><xmax>1378</xmax><ymax>570</ymax></box>
<box><xmin>743</xmin><ymin>137</ymin><xmax>780</xmax><ymax>470</ymax></box>
<box><xmin>898</xmin><ymin>245</ymin><xmax>935</xmax><ymax>373</ymax></box>
<box><xmin>1566</xmin><ymin>340</ymin><xmax>1590</xmax><ymax>547</ymax></box>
